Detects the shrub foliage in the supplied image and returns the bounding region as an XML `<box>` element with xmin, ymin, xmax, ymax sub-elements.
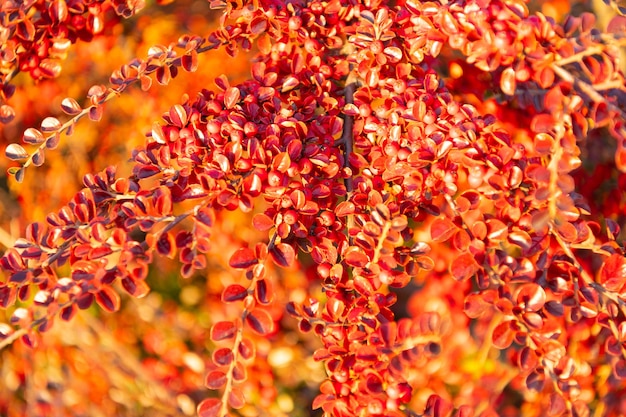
<box><xmin>2</xmin><ymin>0</ymin><xmax>626</xmax><ymax>416</ymax></box>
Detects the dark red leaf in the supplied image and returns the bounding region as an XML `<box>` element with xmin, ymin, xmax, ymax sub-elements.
<box><xmin>205</xmin><ymin>370</ymin><xmax>228</xmax><ymax>390</ymax></box>
<box><xmin>121</xmin><ymin>277</ymin><xmax>150</xmax><ymax>298</ymax></box>
<box><xmin>238</xmin><ymin>338</ymin><xmax>255</xmax><ymax>360</ymax></box>
<box><xmin>222</xmin><ymin>284</ymin><xmax>248</xmax><ymax>302</ymax></box>
<box><xmin>95</xmin><ymin>287</ymin><xmax>121</xmax><ymax>313</ymax></box>
<box><xmin>157</xmin><ymin>232</ymin><xmax>176</xmax><ymax>258</ymax></box>
<box><xmin>212</xmin><ymin>347</ymin><xmax>234</xmax><ymax>366</ymax></box>
<box><xmin>269</xmin><ymin>243</ymin><xmax>295</xmax><ymax>268</ymax></box>
<box><xmin>254</xmin><ymin>278</ymin><xmax>273</xmax><ymax>305</ymax></box>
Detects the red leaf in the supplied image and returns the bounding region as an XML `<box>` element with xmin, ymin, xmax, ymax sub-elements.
<box><xmin>246</xmin><ymin>309</ymin><xmax>274</xmax><ymax>335</ymax></box>
<box><xmin>222</xmin><ymin>284</ymin><xmax>248</xmax><ymax>302</ymax></box>
<box><xmin>169</xmin><ymin>104</ymin><xmax>188</xmax><ymax>128</ymax></box>
<box><xmin>492</xmin><ymin>320</ymin><xmax>515</xmax><ymax>349</ymax></box>
<box><xmin>228</xmin><ymin>386</ymin><xmax>246</xmax><ymax>409</ymax></box>
<box><xmin>531</xmin><ymin>114</ymin><xmax>555</xmax><ymax>134</ymax></box>
<box><xmin>211</xmin><ymin>321</ymin><xmax>237</xmax><ymax>341</ymax></box>
<box><xmin>344</xmin><ymin>247</ymin><xmax>369</xmax><ymax>267</ymax></box>
<box><xmin>269</xmin><ymin>243</ymin><xmax>295</xmax><ymax>268</ymax></box>
<box><xmin>0</xmin><ymin>104</ymin><xmax>15</xmax><ymax>124</ymax></box>
<box><xmin>254</xmin><ymin>278</ymin><xmax>273</xmax><ymax>305</ymax></box>
<box><xmin>516</xmin><ymin>283</ymin><xmax>546</xmax><ymax>311</ymax></box>
<box><xmin>599</xmin><ymin>254</ymin><xmax>626</xmax><ymax>293</ymax></box>
<box><xmin>205</xmin><ymin>370</ymin><xmax>227</xmax><ymax>390</ymax></box>
<box><xmin>212</xmin><ymin>347</ymin><xmax>234</xmax><ymax>366</ymax></box>
<box><xmin>335</xmin><ymin>201</ymin><xmax>355</xmax><ymax>216</ymax></box>
<box><xmin>121</xmin><ymin>277</ymin><xmax>150</xmax><ymax>298</ymax></box>
<box><xmin>182</xmin><ymin>50</ymin><xmax>198</xmax><ymax>72</ymax></box>
<box><xmin>156</xmin><ymin>65</ymin><xmax>171</xmax><ymax>85</ymax></box>
<box><xmin>157</xmin><ymin>232</ymin><xmax>176</xmax><ymax>258</ymax></box>
<box><xmin>224</xmin><ymin>86</ymin><xmax>240</xmax><ymax>109</ymax></box>
<box><xmin>229</xmin><ymin>247</ymin><xmax>258</xmax><ymax>269</ymax></box>
<box><xmin>89</xmin><ymin>105</ymin><xmax>103</xmax><ymax>122</ymax></box>
<box><xmin>463</xmin><ymin>293</ymin><xmax>491</xmax><ymax>318</ymax></box>
<box><xmin>197</xmin><ymin>398</ymin><xmax>222</xmax><ymax>417</ymax></box>
<box><xmin>450</xmin><ymin>252</ymin><xmax>479</xmax><ymax>281</ymax></box>
<box><xmin>95</xmin><ymin>287</ymin><xmax>120</xmax><ymax>313</ymax></box>
<box><xmin>430</xmin><ymin>217</ymin><xmax>457</xmax><ymax>242</ymax></box>
<box><xmin>238</xmin><ymin>338</ymin><xmax>255</xmax><ymax>360</ymax></box>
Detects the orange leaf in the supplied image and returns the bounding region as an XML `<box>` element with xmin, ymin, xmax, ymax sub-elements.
<box><xmin>450</xmin><ymin>252</ymin><xmax>479</xmax><ymax>281</ymax></box>
<box><xmin>599</xmin><ymin>254</ymin><xmax>626</xmax><ymax>293</ymax></box>
<box><xmin>269</xmin><ymin>243</ymin><xmax>295</xmax><ymax>268</ymax></box>
<box><xmin>95</xmin><ymin>287</ymin><xmax>120</xmax><ymax>313</ymax></box>
<box><xmin>430</xmin><ymin>217</ymin><xmax>457</xmax><ymax>242</ymax></box>
<box><xmin>229</xmin><ymin>247</ymin><xmax>257</xmax><ymax>269</ymax></box>
<box><xmin>246</xmin><ymin>309</ymin><xmax>274</xmax><ymax>335</ymax></box>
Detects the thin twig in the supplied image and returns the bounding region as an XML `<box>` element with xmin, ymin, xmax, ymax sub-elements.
<box><xmin>551</xmin><ymin>63</ymin><xmax>626</xmax><ymax>120</ymax></box>
<box><xmin>0</xmin><ymin>328</ymin><xmax>28</xmax><ymax>351</ymax></box>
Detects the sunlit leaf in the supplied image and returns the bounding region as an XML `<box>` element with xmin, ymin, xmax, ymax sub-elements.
<box><xmin>246</xmin><ymin>309</ymin><xmax>274</xmax><ymax>335</ymax></box>
<box><xmin>5</xmin><ymin>144</ymin><xmax>29</xmax><ymax>161</ymax></box>
<box><xmin>61</xmin><ymin>97</ymin><xmax>82</xmax><ymax>115</ymax></box>
<box><xmin>23</xmin><ymin>128</ymin><xmax>45</xmax><ymax>145</ymax></box>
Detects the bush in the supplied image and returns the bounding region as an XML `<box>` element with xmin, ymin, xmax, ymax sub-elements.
<box><xmin>1</xmin><ymin>0</ymin><xmax>626</xmax><ymax>416</ymax></box>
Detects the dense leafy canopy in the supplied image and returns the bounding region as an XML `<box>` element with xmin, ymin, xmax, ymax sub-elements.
<box><xmin>1</xmin><ymin>0</ymin><xmax>626</xmax><ymax>416</ymax></box>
